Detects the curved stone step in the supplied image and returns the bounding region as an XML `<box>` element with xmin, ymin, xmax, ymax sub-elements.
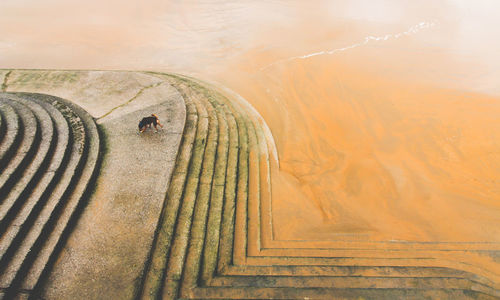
<box><xmin>216</xmin><ymin>254</ymin><xmax>497</xmax><ymax>293</ymax></box>
<box><xmin>0</xmin><ymin>108</ymin><xmax>4</xmax><ymax>143</ymax></box>
<box><xmin>0</xmin><ymin>95</ymin><xmax>56</xmax><ymax>274</ymax></box>
<box><xmin>213</xmin><ymin>107</ymin><xmax>240</xmax><ymax>275</ymax></box>
<box><xmin>229</xmin><ymin>84</ymin><xmax>271</xmax><ymax>258</ymax></box>
<box><xmin>214</xmin><ymin>267</ymin><xmax>496</xmax><ymax>297</ymax></box>
<box><xmin>179</xmin><ymin>79</ymin><xmax>247</xmax><ymax>273</ymax></box>
<box><xmin>235</xmin><ymin>97</ymin><xmax>267</xmax><ymax>256</ymax></box>
<box><xmin>222</xmin><ymin>264</ymin><xmax>481</xmax><ymax>279</ymax></box>
<box><xmin>0</xmin><ymin>93</ymin><xmax>100</xmax><ymax>300</ymax></box>
<box><xmin>162</xmin><ymin>75</ymin><xmax>256</xmax><ymax>268</ymax></box>
<box><xmin>207</xmin><ymin>275</ymin><xmax>495</xmax><ymax>293</ymax></box>
<box><xmin>161</xmin><ymin>78</ymin><xmax>216</xmax><ymax>299</ymax></box>
<box><xmin>180</xmin><ymin>78</ymin><xmax>296</xmax><ymax>299</ymax></box>
<box><xmin>236</xmin><ymin>248</ymin><xmax>500</xmax><ymax>293</ymax></box>
<box><xmin>0</xmin><ymin>93</ymin><xmax>72</xmax><ymax>293</ymax></box>
<box><xmin>0</xmin><ymin>100</ymin><xmax>40</xmax><ymax>214</ymax></box>
<box><xmin>23</xmin><ymin>93</ymin><xmax>100</xmax><ymax>296</ymax></box>
<box><xmin>199</xmin><ymin>102</ymin><xmax>237</xmax><ymax>284</ymax></box>
<box><xmin>189</xmin><ymin>286</ymin><xmax>497</xmax><ymax>300</ymax></box>
<box><xmin>179</xmin><ymin>83</ymin><xmax>230</xmax><ymax>293</ymax></box>
<box><xmin>196</xmin><ymin>77</ymin><xmax>271</xmax><ymax>259</ymax></box>
<box><xmin>139</xmin><ymin>78</ymin><xmax>201</xmax><ymax>299</ymax></box>
<box><xmin>167</xmin><ymin>75</ymin><xmax>250</xmax><ymax>280</ymax></box>
<box><xmin>222</xmin><ymin>259</ymin><xmax>492</xmax><ymax>283</ymax></box>
<box><xmin>143</xmin><ymin>75</ymin><xmax>302</xmax><ymax>297</ymax></box>
<box><xmin>0</xmin><ymin>106</ymin><xmax>5</xmax><ymax>145</ymax></box>
<box><xmin>212</xmin><ymin>274</ymin><xmax>489</xmax><ymax>290</ymax></box>
<box><xmin>193</xmin><ymin>79</ymin><xmax>500</xmax><ymax>296</ymax></box>
<box><xmin>226</xmin><ymin>237</ymin><xmax>499</xmax><ymax>292</ymax></box>
<box><xmin>0</xmin><ymin>101</ymin><xmax>22</xmax><ymax>170</ymax></box>
<box><xmin>179</xmin><ymin>77</ymin><xmax>261</xmax><ymax>266</ymax></box>
<box><xmin>153</xmin><ymin>75</ymin><xmax>262</xmax><ymax>299</ymax></box>
<box><xmin>139</xmin><ymin>73</ymin><xmax>251</xmax><ymax>300</ymax></box>
<box><xmin>153</xmin><ymin>76</ymin><xmax>500</xmax><ymax>299</ymax></box>
<box><xmin>242</xmin><ymin>243</ymin><xmax>500</xmax><ymax>291</ymax></box>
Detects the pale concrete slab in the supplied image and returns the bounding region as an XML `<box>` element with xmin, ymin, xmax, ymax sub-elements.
<box><xmin>2</xmin><ymin>70</ymin><xmax>164</xmax><ymax>118</ymax></box>
<box><xmin>29</xmin><ymin>72</ymin><xmax>186</xmax><ymax>300</ymax></box>
<box><xmin>96</xmin><ymin>80</ymin><xmax>181</xmax><ymax>124</ymax></box>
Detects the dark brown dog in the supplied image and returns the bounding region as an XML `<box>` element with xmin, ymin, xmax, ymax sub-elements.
<box><xmin>138</xmin><ymin>114</ymin><xmax>163</xmax><ymax>133</ymax></box>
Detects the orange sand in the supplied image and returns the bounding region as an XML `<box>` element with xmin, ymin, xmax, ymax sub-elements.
<box><xmin>234</xmin><ymin>57</ymin><xmax>500</xmax><ymax>242</ymax></box>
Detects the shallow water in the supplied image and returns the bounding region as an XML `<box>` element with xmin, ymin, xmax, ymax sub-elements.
<box><xmin>1</xmin><ymin>0</ymin><xmax>499</xmax><ymax>242</ymax></box>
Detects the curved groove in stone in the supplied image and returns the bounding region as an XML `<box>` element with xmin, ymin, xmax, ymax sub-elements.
<box><xmin>0</xmin><ymin>101</ymin><xmax>21</xmax><ymax>183</ymax></box>
<box><xmin>0</xmin><ymin>92</ymin><xmax>101</xmax><ymax>299</ymax></box>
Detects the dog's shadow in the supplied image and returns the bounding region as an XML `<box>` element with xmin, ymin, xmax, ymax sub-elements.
<box><xmin>137</xmin><ymin>129</ymin><xmax>162</xmax><ymax>137</ymax></box>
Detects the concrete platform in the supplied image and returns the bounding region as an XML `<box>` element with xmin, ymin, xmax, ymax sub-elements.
<box><xmin>2</xmin><ymin>69</ymin><xmax>498</xmax><ymax>299</ymax></box>
<box><xmin>1</xmin><ymin>70</ymin><xmax>186</xmax><ymax>299</ymax></box>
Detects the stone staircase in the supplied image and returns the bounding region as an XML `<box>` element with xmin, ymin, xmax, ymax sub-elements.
<box><xmin>0</xmin><ymin>71</ymin><xmax>498</xmax><ymax>299</ymax></box>
<box><xmin>137</xmin><ymin>74</ymin><xmax>500</xmax><ymax>300</ymax></box>
<box><xmin>0</xmin><ymin>92</ymin><xmax>100</xmax><ymax>299</ymax></box>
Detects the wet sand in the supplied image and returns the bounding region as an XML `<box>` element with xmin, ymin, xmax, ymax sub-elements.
<box><xmin>242</xmin><ymin>57</ymin><xmax>500</xmax><ymax>242</ymax></box>
<box><xmin>1</xmin><ymin>0</ymin><xmax>499</xmax><ymax>243</ymax></box>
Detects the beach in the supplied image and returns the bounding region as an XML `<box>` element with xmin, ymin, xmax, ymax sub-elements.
<box><xmin>1</xmin><ymin>0</ymin><xmax>499</xmax><ymax>243</ymax></box>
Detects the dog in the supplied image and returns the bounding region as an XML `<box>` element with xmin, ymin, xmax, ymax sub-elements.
<box><xmin>138</xmin><ymin>114</ymin><xmax>164</xmax><ymax>133</ymax></box>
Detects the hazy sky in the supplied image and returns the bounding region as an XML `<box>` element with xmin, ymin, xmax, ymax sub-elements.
<box><xmin>1</xmin><ymin>1</ymin><xmax>499</xmax><ymax>95</ymax></box>
<box><xmin>1</xmin><ymin>0</ymin><xmax>500</xmax><ymax>88</ymax></box>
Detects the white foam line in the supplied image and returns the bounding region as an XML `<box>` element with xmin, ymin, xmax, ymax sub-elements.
<box><xmin>259</xmin><ymin>21</ymin><xmax>437</xmax><ymax>71</ymax></box>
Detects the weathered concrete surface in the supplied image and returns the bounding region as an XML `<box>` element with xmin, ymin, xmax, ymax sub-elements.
<box><xmin>42</xmin><ymin>104</ymin><xmax>184</xmax><ymax>299</ymax></box>
<box><xmin>0</xmin><ymin>70</ymin><xmax>179</xmax><ymax>121</ymax></box>
<box><xmin>2</xmin><ymin>70</ymin><xmax>186</xmax><ymax>299</ymax></box>
<box><xmin>0</xmin><ymin>70</ymin><xmax>10</xmax><ymax>92</ymax></box>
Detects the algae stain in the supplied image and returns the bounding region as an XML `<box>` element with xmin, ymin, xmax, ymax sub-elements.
<box><xmin>9</xmin><ymin>71</ymin><xmax>80</xmax><ymax>89</ymax></box>
<box><xmin>1</xmin><ymin>70</ymin><xmax>12</xmax><ymax>92</ymax></box>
